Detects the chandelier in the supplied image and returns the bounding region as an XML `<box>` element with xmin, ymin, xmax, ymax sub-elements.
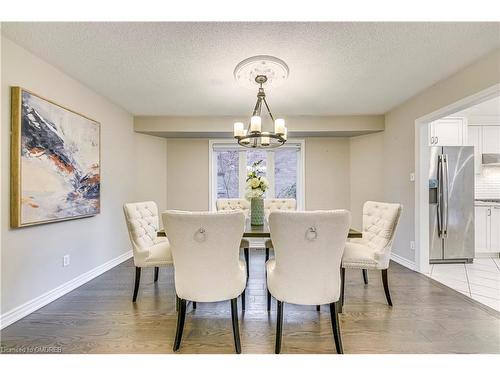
<box><xmin>233</xmin><ymin>56</ymin><xmax>289</xmax><ymax>149</ymax></box>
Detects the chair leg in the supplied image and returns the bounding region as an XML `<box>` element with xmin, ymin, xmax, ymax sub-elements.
<box><xmin>173</xmin><ymin>298</ymin><xmax>186</xmax><ymax>352</ymax></box>
<box><xmin>339</xmin><ymin>267</ymin><xmax>345</xmax><ymax>313</ymax></box>
<box><xmin>154</xmin><ymin>266</ymin><xmax>159</xmax><ymax>283</ymax></box>
<box><xmin>381</xmin><ymin>269</ymin><xmax>393</xmax><ymax>306</ymax></box>
<box><xmin>244</xmin><ymin>248</ymin><xmax>249</xmax><ymax>279</ymax></box>
<box><xmin>241</xmin><ymin>289</ymin><xmax>246</xmax><ymax>311</ymax></box>
<box><xmin>132</xmin><ymin>267</ymin><xmax>141</xmax><ymax>302</ymax></box>
<box><xmin>362</xmin><ymin>269</ymin><xmax>368</xmax><ymax>285</ymax></box>
<box><xmin>266</xmin><ymin>247</ymin><xmax>271</xmax><ymax>311</ymax></box>
<box><xmin>329</xmin><ymin>301</ymin><xmax>344</xmax><ymax>354</ymax></box>
<box><xmin>275</xmin><ymin>300</ymin><xmax>284</xmax><ymax>354</ymax></box>
<box><xmin>230</xmin><ymin>298</ymin><xmax>242</xmax><ymax>354</ymax></box>
<box><xmin>192</xmin><ymin>301</ymin><xmax>197</xmax><ymax>309</ymax></box>
<box><xmin>316</xmin><ymin>305</ymin><xmax>320</xmax><ymax>311</ymax></box>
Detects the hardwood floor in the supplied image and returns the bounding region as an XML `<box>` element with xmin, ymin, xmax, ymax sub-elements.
<box><xmin>1</xmin><ymin>249</ymin><xmax>499</xmax><ymax>354</ymax></box>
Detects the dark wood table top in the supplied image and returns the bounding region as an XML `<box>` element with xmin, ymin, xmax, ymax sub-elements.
<box><xmin>158</xmin><ymin>219</ymin><xmax>362</xmax><ymax>239</ymax></box>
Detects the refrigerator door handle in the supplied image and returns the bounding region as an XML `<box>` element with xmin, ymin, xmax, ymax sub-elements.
<box><xmin>442</xmin><ymin>154</ymin><xmax>449</xmax><ymax>238</ymax></box>
<box><xmin>437</xmin><ymin>154</ymin><xmax>443</xmax><ymax>237</ymax></box>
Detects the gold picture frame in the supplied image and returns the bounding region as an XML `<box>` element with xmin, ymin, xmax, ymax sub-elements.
<box><xmin>11</xmin><ymin>87</ymin><xmax>101</xmax><ymax>228</ymax></box>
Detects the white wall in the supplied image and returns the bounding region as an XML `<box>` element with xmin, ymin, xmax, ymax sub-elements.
<box><xmin>134</xmin><ymin>133</ymin><xmax>168</xmax><ymax>213</ymax></box>
<box><xmin>0</xmin><ymin>37</ymin><xmax>167</xmax><ymax>323</ymax></box>
<box><xmin>385</xmin><ymin>49</ymin><xmax>500</xmax><ymax>263</ymax></box>
<box><xmin>164</xmin><ymin>137</ymin><xmax>352</xmax><ymax>212</ymax></box>
<box><xmin>305</xmin><ymin>138</ymin><xmax>351</xmax><ymax>210</ymax></box>
<box><xmin>166</xmin><ymin>138</ymin><xmax>210</xmax><ymax>211</ymax></box>
<box><xmin>349</xmin><ymin>49</ymin><xmax>500</xmax><ymax>264</ymax></box>
<box><xmin>349</xmin><ymin>132</ymin><xmax>385</xmax><ymax>230</ymax></box>
<box><xmin>134</xmin><ymin>115</ymin><xmax>384</xmax><ymax>136</ymax></box>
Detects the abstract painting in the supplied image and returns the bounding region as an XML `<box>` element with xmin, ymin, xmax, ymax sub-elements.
<box><xmin>11</xmin><ymin>87</ymin><xmax>100</xmax><ymax>227</ymax></box>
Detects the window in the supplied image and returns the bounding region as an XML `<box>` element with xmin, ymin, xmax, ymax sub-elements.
<box><xmin>247</xmin><ymin>150</ymin><xmax>267</xmax><ymax>197</ymax></box>
<box><xmin>274</xmin><ymin>148</ymin><xmax>297</xmax><ymax>199</ymax></box>
<box><xmin>210</xmin><ymin>140</ymin><xmax>304</xmax><ymax>210</ymax></box>
<box><xmin>215</xmin><ymin>150</ymin><xmax>239</xmax><ymax>199</ymax></box>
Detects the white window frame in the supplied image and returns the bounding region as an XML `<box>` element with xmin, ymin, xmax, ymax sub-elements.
<box><xmin>208</xmin><ymin>139</ymin><xmax>305</xmax><ymax>211</ymax></box>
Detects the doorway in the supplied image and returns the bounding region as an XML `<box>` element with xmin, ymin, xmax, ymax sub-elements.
<box><xmin>415</xmin><ymin>84</ymin><xmax>500</xmax><ymax>311</ymax></box>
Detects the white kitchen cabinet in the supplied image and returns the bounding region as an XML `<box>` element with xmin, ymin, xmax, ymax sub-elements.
<box><xmin>490</xmin><ymin>207</ymin><xmax>500</xmax><ymax>252</ymax></box>
<box><xmin>429</xmin><ymin>117</ymin><xmax>466</xmax><ymax>146</ymax></box>
<box><xmin>468</xmin><ymin>126</ymin><xmax>482</xmax><ymax>175</ymax></box>
<box><xmin>481</xmin><ymin>126</ymin><xmax>500</xmax><ymax>154</ymax></box>
<box><xmin>475</xmin><ymin>206</ymin><xmax>490</xmax><ymax>254</ymax></box>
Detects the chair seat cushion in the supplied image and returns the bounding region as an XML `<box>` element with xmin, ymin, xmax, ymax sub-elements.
<box><xmin>266</xmin><ymin>258</ymin><xmax>340</xmax><ymax>305</ymax></box>
<box><xmin>136</xmin><ymin>239</ymin><xmax>173</xmax><ymax>267</ymax></box>
<box><xmin>342</xmin><ymin>241</ymin><xmax>379</xmax><ymax>270</ymax></box>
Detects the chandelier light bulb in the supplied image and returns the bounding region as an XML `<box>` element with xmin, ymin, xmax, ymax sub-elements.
<box><xmin>233</xmin><ymin>122</ymin><xmax>244</xmax><ymax>137</ymax></box>
<box><xmin>282</xmin><ymin>127</ymin><xmax>288</xmax><ymax>140</ymax></box>
<box><xmin>274</xmin><ymin>118</ymin><xmax>285</xmax><ymax>135</ymax></box>
<box><xmin>250</xmin><ymin>116</ymin><xmax>262</xmax><ymax>133</ymax></box>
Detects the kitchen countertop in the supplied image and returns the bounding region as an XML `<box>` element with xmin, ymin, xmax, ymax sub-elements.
<box><xmin>475</xmin><ymin>200</ymin><xmax>500</xmax><ymax>207</ymax></box>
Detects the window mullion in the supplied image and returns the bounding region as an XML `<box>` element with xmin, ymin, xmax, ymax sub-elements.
<box><xmin>267</xmin><ymin>151</ymin><xmax>275</xmax><ymax>199</ymax></box>
<box><xmin>239</xmin><ymin>150</ymin><xmax>247</xmax><ymax>198</ymax></box>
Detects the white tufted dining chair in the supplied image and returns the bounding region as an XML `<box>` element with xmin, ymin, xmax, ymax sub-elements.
<box><xmin>216</xmin><ymin>199</ymin><xmax>251</xmax><ymax>280</ymax></box>
<box><xmin>263</xmin><ymin>198</ymin><xmax>297</xmax><ymax>311</ymax></box>
<box><xmin>341</xmin><ymin>201</ymin><xmax>402</xmax><ymax>308</ymax></box>
<box><xmin>123</xmin><ymin>201</ymin><xmax>173</xmax><ymax>302</ymax></box>
<box><xmin>162</xmin><ymin>210</ymin><xmax>247</xmax><ymax>353</ymax></box>
<box><xmin>264</xmin><ymin>198</ymin><xmax>297</xmax><ymax>218</ymax></box>
<box><xmin>216</xmin><ymin>198</ymin><xmax>250</xmax><ymax>217</ymax></box>
<box><xmin>267</xmin><ymin>210</ymin><xmax>350</xmax><ymax>354</ymax></box>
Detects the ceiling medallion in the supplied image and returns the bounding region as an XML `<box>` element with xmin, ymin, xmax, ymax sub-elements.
<box><xmin>233</xmin><ymin>56</ymin><xmax>289</xmax><ymax>149</ymax></box>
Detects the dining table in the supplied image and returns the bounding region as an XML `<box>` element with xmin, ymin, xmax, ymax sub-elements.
<box><xmin>157</xmin><ymin>219</ymin><xmax>362</xmax><ymax>239</ymax></box>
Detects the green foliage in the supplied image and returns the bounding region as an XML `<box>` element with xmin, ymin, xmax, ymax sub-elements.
<box><xmin>246</xmin><ymin>159</ymin><xmax>264</xmax><ymax>181</ymax></box>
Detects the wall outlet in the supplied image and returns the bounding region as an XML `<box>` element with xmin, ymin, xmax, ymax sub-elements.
<box><xmin>410</xmin><ymin>241</ymin><xmax>415</xmax><ymax>250</ymax></box>
<box><xmin>63</xmin><ymin>255</ymin><xmax>70</xmax><ymax>267</ymax></box>
<box><xmin>409</xmin><ymin>172</ymin><xmax>415</xmax><ymax>182</ymax></box>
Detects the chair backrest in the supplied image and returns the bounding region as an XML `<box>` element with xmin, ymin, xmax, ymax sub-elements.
<box><xmin>162</xmin><ymin>210</ymin><xmax>246</xmax><ymax>302</ymax></box>
<box><xmin>123</xmin><ymin>201</ymin><xmax>160</xmax><ymax>255</ymax></box>
<box><xmin>264</xmin><ymin>198</ymin><xmax>297</xmax><ymax>218</ymax></box>
<box><xmin>216</xmin><ymin>198</ymin><xmax>250</xmax><ymax>218</ymax></box>
<box><xmin>361</xmin><ymin>201</ymin><xmax>403</xmax><ymax>257</ymax></box>
<box><xmin>269</xmin><ymin>210</ymin><xmax>350</xmax><ymax>305</ymax></box>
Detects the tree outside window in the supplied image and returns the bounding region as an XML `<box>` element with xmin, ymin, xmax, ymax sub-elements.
<box><xmin>216</xmin><ymin>150</ymin><xmax>239</xmax><ymax>198</ymax></box>
<box><xmin>213</xmin><ymin>145</ymin><xmax>301</xmax><ymax>205</ymax></box>
<box><xmin>275</xmin><ymin>148</ymin><xmax>297</xmax><ymax>199</ymax></box>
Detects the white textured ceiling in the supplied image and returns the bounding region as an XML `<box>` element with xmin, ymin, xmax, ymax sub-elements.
<box><xmin>2</xmin><ymin>22</ymin><xmax>500</xmax><ymax>116</ymax></box>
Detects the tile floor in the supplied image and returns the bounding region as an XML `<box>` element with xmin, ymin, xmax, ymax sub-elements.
<box><xmin>429</xmin><ymin>256</ymin><xmax>500</xmax><ymax>312</ymax></box>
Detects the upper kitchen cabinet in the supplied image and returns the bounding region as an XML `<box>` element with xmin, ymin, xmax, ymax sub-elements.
<box><xmin>481</xmin><ymin>126</ymin><xmax>500</xmax><ymax>154</ymax></box>
<box><xmin>429</xmin><ymin>117</ymin><xmax>467</xmax><ymax>146</ymax></box>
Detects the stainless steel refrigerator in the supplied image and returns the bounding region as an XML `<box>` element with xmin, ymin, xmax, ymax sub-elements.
<box><xmin>429</xmin><ymin>146</ymin><xmax>474</xmax><ymax>263</ymax></box>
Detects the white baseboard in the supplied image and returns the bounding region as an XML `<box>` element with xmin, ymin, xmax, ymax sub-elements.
<box><xmin>391</xmin><ymin>252</ymin><xmax>416</xmax><ymax>271</ymax></box>
<box><xmin>475</xmin><ymin>252</ymin><xmax>500</xmax><ymax>259</ymax></box>
<box><xmin>0</xmin><ymin>250</ymin><xmax>132</xmax><ymax>330</ymax></box>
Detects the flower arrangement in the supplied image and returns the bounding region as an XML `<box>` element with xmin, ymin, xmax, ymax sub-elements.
<box><xmin>245</xmin><ymin>160</ymin><xmax>268</xmax><ymax>199</ymax></box>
